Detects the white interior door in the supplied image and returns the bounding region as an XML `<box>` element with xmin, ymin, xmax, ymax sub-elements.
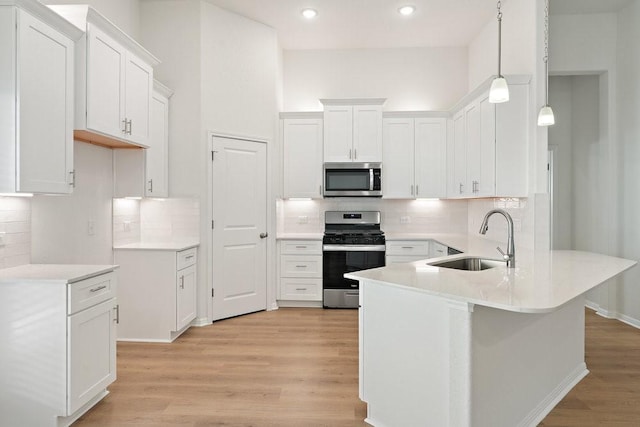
<box><xmin>211</xmin><ymin>136</ymin><xmax>267</xmax><ymax>321</ymax></box>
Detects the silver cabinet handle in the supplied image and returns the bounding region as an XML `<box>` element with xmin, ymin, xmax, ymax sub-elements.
<box><xmin>113</xmin><ymin>305</ymin><xmax>119</xmax><ymax>324</ymax></box>
<box><xmin>348</xmin><ymin>149</ymin><xmax>352</xmax><ymax>159</ymax></box>
<box><xmin>148</xmin><ymin>179</ymin><xmax>153</xmax><ymax>193</ymax></box>
<box><xmin>90</xmin><ymin>285</ymin><xmax>107</xmax><ymax>293</ymax></box>
<box><xmin>416</xmin><ymin>185</ymin><xmax>419</xmax><ymax>196</ymax></box>
<box><xmin>128</xmin><ymin>119</ymin><xmax>132</xmax><ymax>135</ymax></box>
<box><xmin>296</xmin><ymin>246</ymin><xmax>307</xmax><ymax>249</ymax></box>
<box><xmin>401</xmin><ymin>246</ymin><xmax>414</xmax><ymax>249</ymax></box>
<box><xmin>295</xmin><ymin>288</ymin><xmax>307</xmax><ymax>291</ymax></box>
<box><xmin>411</xmin><ymin>184</ymin><xmax>414</xmax><ymax>195</ymax></box>
<box><xmin>180</xmin><ymin>276</ymin><xmax>185</xmax><ymax>289</ymax></box>
<box><xmin>459</xmin><ymin>183</ymin><xmax>464</xmax><ymax>194</ymax></box>
<box><xmin>295</xmin><ymin>265</ymin><xmax>308</xmax><ymax>268</ymax></box>
<box><xmin>354</xmin><ymin>149</ymin><xmax>357</xmax><ymax>159</ymax></box>
<box><xmin>69</xmin><ymin>170</ymin><xmax>76</xmax><ymax>188</ymax></box>
<box><xmin>260</xmin><ymin>232</ymin><xmax>268</xmax><ymax>239</ymax></box>
<box><xmin>122</xmin><ymin>118</ymin><xmax>128</xmax><ymax>134</ymax></box>
<box><xmin>185</xmin><ymin>255</ymin><xmax>194</xmax><ymax>260</ymax></box>
<box><xmin>319</xmin><ymin>185</ymin><xmax>322</xmax><ymax>195</ymax></box>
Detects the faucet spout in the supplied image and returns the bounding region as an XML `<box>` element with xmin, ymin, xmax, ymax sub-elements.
<box><xmin>478</xmin><ymin>209</ymin><xmax>516</xmax><ymax>268</ymax></box>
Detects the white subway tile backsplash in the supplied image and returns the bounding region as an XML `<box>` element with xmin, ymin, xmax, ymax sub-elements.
<box><xmin>0</xmin><ymin>196</ymin><xmax>31</xmax><ymax>269</ymax></box>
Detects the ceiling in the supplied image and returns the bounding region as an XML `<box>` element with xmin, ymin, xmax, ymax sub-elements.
<box><xmin>203</xmin><ymin>0</ymin><xmax>636</xmax><ymax>51</ymax></box>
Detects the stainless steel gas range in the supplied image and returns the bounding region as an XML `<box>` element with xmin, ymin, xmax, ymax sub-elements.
<box><xmin>322</xmin><ymin>211</ymin><xmax>386</xmax><ymax>308</ymax></box>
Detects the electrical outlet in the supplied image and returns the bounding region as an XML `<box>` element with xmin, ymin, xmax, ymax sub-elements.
<box><xmin>400</xmin><ymin>216</ymin><xmax>411</xmax><ymax>224</ymax></box>
<box><xmin>513</xmin><ymin>218</ymin><xmax>522</xmax><ymax>232</ymax></box>
<box><xmin>123</xmin><ymin>221</ymin><xmax>131</xmax><ymax>232</ymax></box>
<box><xmin>0</xmin><ymin>231</ymin><xmax>5</xmax><ymax>247</ymax></box>
<box><xmin>87</xmin><ymin>221</ymin><xmax>95</xmax><ymax>236</ymax></box>
<box><xmin>298</xmin><ymin>216</ymin><xmax>309</xmax><ymax>224</ymax></box>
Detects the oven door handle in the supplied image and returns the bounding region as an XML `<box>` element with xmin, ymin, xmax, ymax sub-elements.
<box><xmin>323</xmin><ymin>245</ymin><xmax>386</xmax><ymax>252</ymax></box>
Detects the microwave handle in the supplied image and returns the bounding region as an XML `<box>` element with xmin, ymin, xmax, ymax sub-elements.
<box><xmin>369</xmin><ymin>168</ymin><xmax>374</xmax><ymax>191</ymax></box>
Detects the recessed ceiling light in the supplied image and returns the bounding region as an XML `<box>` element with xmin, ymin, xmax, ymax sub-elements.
<box><xmin>398</xmin><ymin>5</ymin><xmax>416</xmax><ymax>16</ymax></box>
<box><xmin>302</xmin><ymin>8</ymin><xmax>317</xmax><ymax>19</ymax></box>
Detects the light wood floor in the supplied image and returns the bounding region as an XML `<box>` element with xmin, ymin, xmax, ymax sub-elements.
<box><xmin>74</xmin><ymin>308</ymin><xmax>640</xmax><ymax>426</ymax></box>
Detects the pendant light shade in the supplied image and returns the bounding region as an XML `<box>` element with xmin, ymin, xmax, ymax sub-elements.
<box><xmin>538</xmin><ymin>0</ymin><xmax>555</xmax><ymax>126</ymax></box>
<box><xmin>489</xmin><ymin>1</ymin><xmax>509</xmax><ymax>104</ymax></box>
<box><xmin>537</xmin><ymin>105</ymin><xmax>555</xmax><ymax>126</ymax></box>
<box><xmin>489</xmin><ymin>77</ymin><xmax>509</xmax><ymax>103</ymax></box>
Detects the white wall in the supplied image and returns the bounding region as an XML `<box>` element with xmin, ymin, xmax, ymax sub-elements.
<box><xmin>43</xmin><ymin>0</ymin><xmax>141</xmax><ymax>39</ymax></box>
<box><xmin>283</xmin><ymin>47</ymin><xmax>468</xmax><ymax>112</ymax></box>
<box><xmin>31</xmin><ymin>143</ymin><xmax>114</xmax><ymax>264</ymax></box>
<box><xmin>617</xmin><ymin>0</ymin><xmax>640</xmax><ymax>325</ymax></box>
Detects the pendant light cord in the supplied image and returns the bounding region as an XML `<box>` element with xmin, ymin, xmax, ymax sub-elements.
<box><xmin>544</xmin><ymin>0</ymin><xmax>550</xmax><ymax>106</ymax></box>
<box><xmin>497</xmin><ymin>1</ymin><xmax>503</xmax><ymax>77</ymax></box>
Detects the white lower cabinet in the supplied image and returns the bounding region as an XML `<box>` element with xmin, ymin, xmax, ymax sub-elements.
<box><xmin>0</xmin><ymin>266</ymin><xmax>117</xmax><ymax>427</ymax></box>
<box><xmin>278</xmin><ymin>240</ymin><xmax>322</xmax><ymax>304</ymax></box>
<box><xmin>114</xmin><ymin>246</ymin><xmax>198</xmax><ymax>342</ymax></box>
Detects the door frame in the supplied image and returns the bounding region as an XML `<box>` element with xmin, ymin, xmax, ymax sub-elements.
<box><xmin>207</xmin><ymin>131</ymin><xmax>277</xmax><ymax>323</ymax></box>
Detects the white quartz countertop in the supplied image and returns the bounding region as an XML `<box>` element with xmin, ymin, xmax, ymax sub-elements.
<box><xmin>113</xmin><ymin>240</ymin><xmax>200</xmax><ymax>251</ymax></box>
<box><xmin>276</xmin><ymin>233</ymin><xmax>323</xmax><ymax>240</ymax></box>
<box><xmin>346</xmin><ymin>235</ymin><xmax>637</xmax><ymax>313</ymax></box>
<box><xmin>0</xmin><ymin>264</ymin><xmax>118</xmax><ymax>284</ymax></box>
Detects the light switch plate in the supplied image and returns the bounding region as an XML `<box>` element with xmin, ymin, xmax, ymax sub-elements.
<box><xmin>400</xmin><ymin>216</ymin><xmax>411</xmax><ymax>224</ymax></box>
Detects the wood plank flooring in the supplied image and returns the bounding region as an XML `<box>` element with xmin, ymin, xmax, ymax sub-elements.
<box><xmin>74</xmin><ymin>308</ymin><xmax>640</xmax><ymax>426</ymax></box>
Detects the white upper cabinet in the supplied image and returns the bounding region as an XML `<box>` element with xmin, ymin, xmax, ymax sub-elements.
<box><xmin>448</xmin><ymin>76</ymin><xmax>529</xmax><ymax>199</ymax></box>
<box><xmin>281</xmin><ymin>113</ymin><xmax>324</xmax><ymax>199</ymax></box>
<box><xmin>383</xmin><ymin>116</ymin><xmax>447</xmax><ymax>199</ymax></box>
<box><xmin>0</xmin><ymin>1</ymin><xmax>82</xmax><ymax>194</ymax></box>
<box><xmin>49</xmin><ymin>5</ymin><xmax>159</xmax><ymax>149</ymax></box>
<box><xmin>322</xmin><ymin>99</ymin><xmax>385</xmax><ymax>163</ymax></box>
<box><xmin>114</xmin><ymin>80</ymin><xmax>172</xmax><ymax>198</ymax></box>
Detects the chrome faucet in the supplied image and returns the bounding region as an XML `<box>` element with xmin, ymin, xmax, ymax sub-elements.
<box><xmin>479</xmin><ymin>209</ymin><xmax>516</xmax><ymax>268</ymax></box>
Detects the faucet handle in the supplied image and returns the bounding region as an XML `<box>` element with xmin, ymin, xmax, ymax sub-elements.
<box><xmin>496</xmin><ymin>246</ymin><xmax>510</xmax><ymax>261</ymax></box>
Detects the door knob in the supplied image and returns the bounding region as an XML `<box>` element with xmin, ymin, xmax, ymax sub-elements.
<box><xmin>260</xmin><ymin>232</ymin><xmax>268</xmax><ymax>239</ymax></box>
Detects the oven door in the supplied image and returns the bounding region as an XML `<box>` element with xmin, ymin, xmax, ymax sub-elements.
<box><xmin>322</xmin><ymin>244</ymin><xmax>386</xmax><ymax>290</ymax></box>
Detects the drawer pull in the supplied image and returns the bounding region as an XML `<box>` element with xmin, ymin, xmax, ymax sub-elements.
<box><xmin>295</xmin><ymin>265</ymin><xmax>308</xmax><ymax>268</ymax></box>
<box><xmin>402</xmin><ymin>246</ymin><xmax>415</xmax><ymax>249</ymax></box>
<box><xmin>90</xmin><ymin>285</ymin><xmax>107</xmax><ymax>293</ymax></box>
<box><xmin>295</xmin><ymin>246</ymin><xmax>307</xmax><ymax>249</ymax></box>
<box><xmin>295</xmin><ymin>288</ymin><xmax>307</xmax><ymax>291</ymax></box>
<box><xmin>180</xmin><ymin>276</ymin><xmax>185</xmax><ymax>289</ymax></box>
<box><xmin>185</xmin><ymin>255</ymin><xmax>194</xmax><ymax>260</ymax></box>
<box><xmin>113</xmin><ymin>305</ymin><xmax>120</xmax><ymax>324</ymax></box>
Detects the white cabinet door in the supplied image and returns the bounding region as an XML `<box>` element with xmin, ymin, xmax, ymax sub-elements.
<box><xmin>283</xmin><ymin>118</ymin><xmax>323</xmax><ymax>198</ymax></box>
<box><xmin>323</xmin><ymin>106</ymin><xmax>353</xmax><ymax>162</ymax></box>
<box><xmin>17</xmin><ymin>10</ymin><xmax>74</xmax><ymax>194</ymax></box>
<box><xmin>146</xmin><ymin>89</ymin><xmax>170</xmax><ymax>197</ymax></box>
<box><xmin>415</xmin><ymin>118</ymin><xmax>447</xmax><ymax>198</ymax></box>
<box><xmin>382</xmin><ymin>118</ymin><xmax>414</xmax><ymax>198</ymax></box>
<box><xmin>68</xmin><ymin>298</ymin><xmax>117</xmax><ymax>415</ymax></box>
<box><xmin>450</xmin><ymin>110</ymin><xmax>467</xmax><ymax>197</ymax></box>
<box><xmin>124</xmin><ymin>52</ymin><xmax>153</xmax><ymax>146</ymax></box>
<box><xmin>86</xmin><ymin>24</ymin><xmax>125</xmax><ymax>139</ymax></box>
<box><xmin>478</xmin><ymin>95</ymin><xmax>496</xmax><ymax>196</ymax></box>
<box><xmin>465</xmin><ymin>101</ymin><xmax>481</xmax><ymax>197</ymax></box>
<box><xmin>176</xmin><ymin>264</ymin><xmax>196</xmax><ymax>331</ymax></box>
<box><xmin>353</xmin><ymin>105</ymin><xmax>383</xmax><ymax>162</ymax></box>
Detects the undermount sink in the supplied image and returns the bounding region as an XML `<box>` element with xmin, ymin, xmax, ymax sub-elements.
<box><xmin>429</xmin><ymin>257</ymin><xmax>505</xmax><ymax>271</ymax></box>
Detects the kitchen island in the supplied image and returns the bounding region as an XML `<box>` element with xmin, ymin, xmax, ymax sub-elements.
<box><xmin>346</xmin><ymin>239</ymin><xmax>636</xmax><ymax>427</ymax></box>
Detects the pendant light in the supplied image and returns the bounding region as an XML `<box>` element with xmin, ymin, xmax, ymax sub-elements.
<box><xmin>538</xmin><ymin>0</ymin><xmax>555</xmax><ymax>126</ymax></box>
<box><xmin>489</xmin><ymin>0</ymin><xmax>509</xmax><ymax>103</ymax></box>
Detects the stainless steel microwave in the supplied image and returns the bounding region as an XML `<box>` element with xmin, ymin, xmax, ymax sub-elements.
<box><xmin>323</xmin><ymin>163</ymin><xmax>382</xmax><ymax>197</ymax></box>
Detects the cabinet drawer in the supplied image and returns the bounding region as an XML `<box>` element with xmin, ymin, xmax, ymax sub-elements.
<box><xmin>280</xmin><ymin>255</ymin><xmax>322</xmax><ymax>278</ymax></box>
<box><xmin>68</xmin><ymin>272</ymin><xmax>116</xmax><ymax>315</ymax></box>
<box><xmin>386</xmin><ymin>255</ymin><xmax>428</xmax><ymax>264</ymax></box>
<box><xmin>177</xmin><ymin>247</ymin><xmax>197</xmax><ymax>270</ymax></box>
<box><xmin>431</xmin><ymin>241</ymin><xmax>448</xmax><ymax>258</ymax></box>
<box><xmin>386</xmin><ymin>241</ymin><xmax>429</xmax><ymax>256</ymax></box>
<box><xmin>280</xmin><ymin>278</ymin><xmax>322</xmax><ymax>301</ymax></box>
<box><xmin>281</xmin><ymin>240</ymin><xmax>322</xmax><ymax>255</ymax></box>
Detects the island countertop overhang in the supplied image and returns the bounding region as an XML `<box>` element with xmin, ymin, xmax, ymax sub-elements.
<box><xmin>346</xmin><ymin>240</ymin><xmax>637</xmax><ymax>313</ymax></box>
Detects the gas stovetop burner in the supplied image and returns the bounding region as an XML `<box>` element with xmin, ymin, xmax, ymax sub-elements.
<box><xmin>323</xmin><ymin>211</ymin><xmax>385</xmax><ymax>245</ymax></box>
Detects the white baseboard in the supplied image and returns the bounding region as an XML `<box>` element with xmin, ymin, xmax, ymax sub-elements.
<box><xmin>519</xmin><ymin>363</ymin><xmax>589</xmax><ymax>427</ymax></box>
<box><xmin>191</xmin><ymin>316</ymin><xmax>210</xmax><ymax>327</ymax></box>
<box><xmin>585</xmin><ymin>302</ymin><xmax>640</xmax><ymax>330</ymax></box>
<box><xmin>277</xmin><ymin>300</ymin><xmax>323</xmax><ymax>308</ymax></box>
<box><xmin>268</xmin><ymin>302</ymin><xmax>279</xmax><ymax>311</ymax></box>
